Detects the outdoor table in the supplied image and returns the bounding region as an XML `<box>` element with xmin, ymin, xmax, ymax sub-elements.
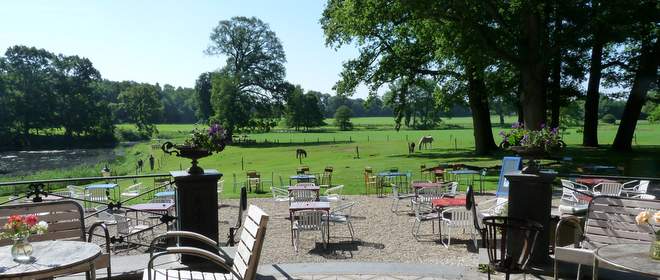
<box><xmin>575</xmin><ymin>178</ymin><xmax>616</xmax><ymax>186</ymax></box>
<box><xmin>431</xmin><ymin>197</ymin><xmax>467</xmax><ymax>239</ymax></box>
<box><xmin>288</xmin><ymin>185</ymin><xmax>321</xmax><ymax>201</ymax></box>
<box><xmin>377</xmin><ymin>171</ymin><xmax>409</xmax><ymax>191</ymax></box>
<box><xmin>592</xmin><ymin>243</ymin><xmax>660</xmax><ymax>280</ymax></box>
<box><xmin>154</xmin><ymin>190</ymin><xmax>176</xmax><ymax>197</ymax></box>
<box><xmin>127</xmin><ymin>202</ymin><xmax>175</xmax><ymax>229</ymax></box>
<box><xmin>289</xmin><ymin>174</ymin><xmax>316</xmax><ymax>185</ymax></box>
<box><xmin>446</xmin><ymin>169</ymin><xmax>481</xmax><ymax>192</ymax></box>
<box><xmin>288</xmin><ymin>201</ymin><xmax>330</xmax><ymax>246</ymax></box>
<box><xmin>0</xmin><ymin>240</ymin><xmax>102</xmax><ymax>280</ymax></box>
<box><xmin>85</xmin><ymin>183</ymin><xmax>118</xmax><ymax>197</ymax></box>
<box><xmin>411</xmin><ymin>182</ymin><xmax>443</xmax><ymax>196</ymax></box>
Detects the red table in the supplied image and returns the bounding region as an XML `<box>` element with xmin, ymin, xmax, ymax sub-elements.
<box><xmin>431</xmin><ymin>197</ymin><xmax>467</xmax><ymax>208</ymax></box>
<box><xmin>576</xmin><ymin>178</ymin><xmax>616</xmax><ymax>186</ymax></box>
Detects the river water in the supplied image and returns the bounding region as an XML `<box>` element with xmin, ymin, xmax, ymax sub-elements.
<box><xmin>0</xmin><ymin>148</ymin><xmax>120</xmax><ymax>177</ymax></box>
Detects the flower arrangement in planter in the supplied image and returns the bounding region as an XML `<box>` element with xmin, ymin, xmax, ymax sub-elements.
<box><xmin>499</xmin><ymin>123</ymin><xmax>565</xmax><ymax>157</ymax></box>
<box><xmin>635</xmin><ymin>210</ymin><xmax>660</xmax><ymax>260</ymax></box>
<box><xmin>1</xmin><ymin>214</ymin><xmax>48</xmax><ymax>263</ymax></box>
<box><xmin>162</xmin><ymin>124</ymin><xmax>231</xmax><ymax>174</ymax></box>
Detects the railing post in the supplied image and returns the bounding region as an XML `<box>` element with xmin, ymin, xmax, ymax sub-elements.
<box><xmin>170</xmin><ymin>169</ymin><xmax>222</xmax><ymax>265</ymax></box>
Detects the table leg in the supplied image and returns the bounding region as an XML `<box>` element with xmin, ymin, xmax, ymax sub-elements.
<box><xmin>592</xmin><ymin>256</ymin><xmax>598</xmax><ymax>280</ymax></box>
<box><xmin>290</xmin><ymin>211</ymin><xmax>294</xmax><ymax>246</ymax></box>
<box><xmin>326</xmin><ymin>209</ymin><xmax>330</xmax><ymax>244</ymax></box>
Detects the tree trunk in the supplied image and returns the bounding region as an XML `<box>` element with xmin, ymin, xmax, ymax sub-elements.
<box><xmin>467</xmin><ymin>66</ymin><xmax>498</xmax><ymax>155</ymax></box>
<box><xmin>611</xmin><ymin>40</ymin><xmax>659</xmax><ymax>151</ymax></box>
<box><xmin>519</xmin><ymin>10</ymin><xmax>548</xmax><ymax>130</ymax></box>
<box><xmin>549</xmin><ymin>55</ymin><xmax>561</xmax><ymax>128</ymax></box>
<box><xmin>583</xmin><ymin>41</ymin><xmax>603</xmax><ymax>147</ymax></box>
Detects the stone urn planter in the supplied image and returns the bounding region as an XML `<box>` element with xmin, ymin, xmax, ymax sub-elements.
<box><xmin>161</xmin><ymin>142</ymin><xmax>212</xmax><ymax>175</ymax></box>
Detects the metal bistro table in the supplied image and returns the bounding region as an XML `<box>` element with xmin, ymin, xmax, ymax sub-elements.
<box><xmin>289</xmin><ymin>174</ymin><xmax>317</xmax><ymax>185</ymax></box>
<box><xmin>593</xmin><ymin>243</ymin><xmax>660</xmax><ymax>280</ymax></box>
<box><xmin>378</xmin><ymin>171</ymin><xmax>409</xmax><ymax>195</ymax></box>
<box><xmin>0</xmin><ymin>240</ymin><xmax>102</xmax><ymax>280</ymax></box>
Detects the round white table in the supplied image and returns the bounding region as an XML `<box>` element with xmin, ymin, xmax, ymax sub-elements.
<box><xmin>593</xmin><ymin>243</ymin><xmax>660</xmax><ymax>279</ymax></box>
<box><xmin>0</xmin><ymin>240</ymin><xmax>101</xmax><ymax>280</ymax></box>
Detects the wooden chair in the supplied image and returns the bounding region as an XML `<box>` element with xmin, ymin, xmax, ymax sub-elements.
<box><xmin>0</xmin><ymin>200</ymin><xmax>111</xmax><ymax>278</ymax></box>
<box><xmin>554</xmin><ymin>196</ymin><xmax>659</xmax><ymax>280</ymax></box>
<box><xmin>363</xmin><ymin>167</ymin><xmax>377</xmax><ymax>195</ymax></box>
<box><xmin>144</xmin><ymin>205</ymin><xmax>269</xmax><ymax>280</ymax></box>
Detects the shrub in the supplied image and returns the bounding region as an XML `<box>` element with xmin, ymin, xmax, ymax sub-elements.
<box><xmin>114</xmin><ymin>127</ymin><xmax>150</xmax><ymax>142</ymax></box>
<box><xmin>601</xmin><ymin>114</ymin><xmax>617</xmax><ymax>124</ymax></box>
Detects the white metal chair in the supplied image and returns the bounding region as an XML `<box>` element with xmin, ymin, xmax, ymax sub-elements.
<box><xmin>270</xmin><ymin>186</ymin><xmax>291</xmax><ymax>208</ymax></box>
<box><xmin>320</xmin><ymin>185</ymin><xmax>344</xmax><ymax>202</ymax></box>
<box><xmin>439</xmin><ymin>206</ymin><xmax>477</xmax><ymax>248</ymax></box>
<box><xmin>121</xmin><ymin>183</ymin><xmax>144</xmax><ymax>200</ymax></box>
<box><xmin>86</xmin><ymin>187</ymin><xmax>110</xmax><ymax>211</ymax></box>
<box><xmin>411</xmin><ymin>199</ymin><xmax>439</xmax><ymax>240</ymax></box>
<box><xmin>294</xmin><ymin>182</ymin><xmax>316</xmax><ymax>187</ymax></box>
<box><xmin>442</xmin><ymin>181</ymin><xmax>458</xmax><ymax>197</ymax></box>
<box><xmin>559</xmin><ymin>179</ymin><xmax>591</xmax><ymax>214</ymax></box>
<box><xmin>416</xmin><ymin>186</ymin><xmax>444</xmax><ymax>205</ymax></box>
<box><xmin>324</xmin><ymin>201</ymin><xmax>355</xmax><ymax>240</ymax></box>
<box><xmin>114</xmin><ymin>214</ymin><xmax>152</xmax><ymax>245</ymax></box>
<box><xmin>391</xmin><ymin>183</ymin><xmax>416</xmax><ymax>213</ymax></box>
<box><xmin>477</xmin><ymin>197</ymin><xmax>508</xmax><ymax>220</ymax></box>
<box><xmin>144</xmin><ymin>205</ymin><xmax>269</xmax><ymax>280</ymax></box>
<box><xmin>622</xmin><ymin>180</ymin><xmax>651</xmax><ymax>197</ymax></box>
<box><xmin>592</xmin><ymin>182</ymin><xmax>622</xmax><ymax>196</ymax></box>
<box><xmin>217</xmin><ymin>179</ymin><xmax>224</xmax><ymax>206</ymax></box>
<box><xmin>632</xmin><ymin>194</ymin><xmax>657</xmax><ymax>200</ymax></box>
<box><xmin>67</xmin><ymin>185</ymin><xmax>87</xmax><ymax>199</ymax></box>
<box><xmin>292</xmin><ymin>210</ymin><xmax>327</xmax><ymax>252</ymax></box>
<box><xmin>290</xmin><ymin>189</ymin><xmax>316</xmax><ymax>204</ymax></box>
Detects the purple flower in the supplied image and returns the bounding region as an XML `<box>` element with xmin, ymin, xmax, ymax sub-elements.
<box><xmin>540</xmin><ymin>123</ymin><xmax>546</xmax><ymax>129</ymax></box>
<box><xmin>208</xmin><ymin>124</ymin><xmax>220</xmax><ymax>135</ymax></box>
<box><xmin>551</xmin><ymin>127</ymin><xmax>558</xmax><ymax>134</ymax></box>
<box><xmin>499</xmin><ymin>131</ymin><xmax>507</xmax><ymax>137</ymax></box>
<box><xmin>511</xmin><ymin>122</ymin><xmax>520</xmax><ymax>129</ymax></box>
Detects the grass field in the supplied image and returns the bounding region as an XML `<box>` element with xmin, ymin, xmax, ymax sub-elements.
<box><xmin>2</xmin><ymin>117</ymin><xmax>659</xmax><ymax>201</ymax></box>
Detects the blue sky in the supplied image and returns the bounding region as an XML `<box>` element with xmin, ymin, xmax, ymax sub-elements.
<box><xmin>0</xmin><ymin>1</ymin><xmax>366</xmax><ymax>97</ymax></box>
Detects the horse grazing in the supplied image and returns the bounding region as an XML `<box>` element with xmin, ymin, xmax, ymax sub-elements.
<box><xmin>408</xmin><ymin>142</ymin><xmax>415</xmax><ymax>154</ymax></box>
<box><xmin>418</xmin><ymin>136</ymin><xmax>434</xmax><ymax>150</ymax></box>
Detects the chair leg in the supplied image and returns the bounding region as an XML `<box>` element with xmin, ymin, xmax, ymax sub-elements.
<box><xmin>347</xmin><ymin>222</ymin><xmax>354</xmax><ymax>241</ymax></box>
<box><xmin>576</xmin><ymin>264</ymin><xmax>582</xmax><ymax>280</ymax></box>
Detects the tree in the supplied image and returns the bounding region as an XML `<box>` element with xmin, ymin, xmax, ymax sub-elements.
<box><xmin>210</xmin><ymin>73</ymin><xmax>250</xmax><ymax>136</ymax></box>
<box><xmin>194</xmin><ymin>72</ymin><xmax>214</xmax><ymax>122</ymax></box>
<box><xmin>284</xmin><ymin>86</ymin><xmax>325</xmax><ymax>130</ymax></box>
<box><xmin>334</xmin><ymin>105</ymin><xmax>353</xmax><ymax>130</ymax></box>
<box><xmin>301</xmin><ymin>92</ymin><xmax>326</xmax><ymax>130</ymax></box>
<box><xmin>206</xmin><ymin>16</ymin><xmax>286</xmax><ymax>100</ymax></box>
<box><xmin>118</xmin><ymin>84</ymin><xmax>163</xmax><ymax>136</ymax></box>
<box><xmin>161</xmin><ymin>84</ymin><xmax>197</xmax><ymax>123</ymax></box>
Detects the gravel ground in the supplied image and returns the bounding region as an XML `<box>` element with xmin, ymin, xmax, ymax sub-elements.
<box><xmin>219</xmin><ymin>195</ymin><xmax>488</xmax><ymax>267</ymax></box>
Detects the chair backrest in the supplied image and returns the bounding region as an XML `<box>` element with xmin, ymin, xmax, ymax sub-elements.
<box><xmin>583</xmin><ymin>196</ymin><xmax>659</xmax><ymax>248</ymax></box>
<box><xmin>443</xmin><ymin>182</ymin><xmax>458</xmax><ymax>195</ymax></box>
<box><xmin>411</xmin><ymin>199</ymin><xmax>434</xmax><ymax>219</ymax></box>
<box><xmin>295</xmin><ymin>210</ymin><xmax>324</xmax><ymax>231</ymax></box>
<box><xmin>246</xmin><ymin>170</ymin><xmax>259</xmax><ymax>178</ymax></box>
<box><xmin>67</xmin><ymin>185</ymin><xmax>85</xmax><ymax>197</ymax></box>
<box><xmin>442</xmin><ymin>207</ymin><xmax>473</xmax><ymax>228</ymax></box>
<box><xmin>496</xmin><ymin>157</ymin><xmax>522</xmax><ymax>197</ymax></box>
<box><xmin>482</xmin><ymin>216</ymin><xmax>542</xmax><ymax>273</ymax></box>
<box><xmin>594</xmin><ymin>182</ymin><xmax>622</xmax><ymax>196</ymax></box>
<box><xmin>234</xmin><ymin>205</ymin><xmax>269</xmax><ymax>280</ymax></box>
<box><xmin>331</xmin><ymin>201</ymin><xmax>354</xmax><ymax>219</ymax></box>
<box><xmin>417</xmin><ymin>186</ymin><xmax>443</xmax><ymax>203</ymax></box>
<box><xmin>324</xmin><ymin>185</ymin><xmax>344</xmax><ymax>196</ymax></box>
<box><xmin>295</xmin><ymin>182</ymin><xmax>316</xmax><ymax>187</ymax></box>
<box><xmin>290</xmin><ymin>189</ymin><xmax>316</xmax><ymax>202</ymax></box>
<box><xmin>638</xmin><ymin>180</ymin><xmax>650</xmax><ymax>193</ymax></box>
<box><xmin>87</xmin><ymin>188</ymin><xmax>109</xmax><ymax>202</ymax></box>
<box><xmin>0</xmin><ymin>200</ymin><xmax>85</xmax><ymax>246</ymax></box>
<box><xmin>114</xmin><ymin>214</ymin><xmax>131</xmax><ymax>235</ymax></box>
<box><xmin>271</xmin><ymin>186</ymin><xmax>288</xmax><ymax>199</ymax></box>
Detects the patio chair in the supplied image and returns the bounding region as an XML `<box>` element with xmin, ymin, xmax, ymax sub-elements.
<box><xmin>320</xmin><ymin>185</ymin><xmax>344</xmax><ymax>202</ymax></box>
<box><xmin>95</xmin><ymin>205</ymin><xmax>117</xmax><ymax>225</ymax></box>
<box><xmin>67</xmin><ymin>185</ymin><xmax>88</xmax><ymax>200</ymax></box>
<box><xmin>483</xmin><ymin>216</ymin><xmax>543</xmax><ymax>280</ymax></box>
<box><xmin>121</xmin><ymin>182</ymin><xmax>144</xmax><ymax>200</ymax></box>
<box><xmin>439</xmin><ymin>206</ymin><xmax>477</xmax><ymax>248</ymax></box>
<box><xmin>293</xmin><ymin>210</ymin><xmax>327</xmax><ymax>252</ymax></box>
<box><xmin>217</xmin><ymin>179</ymin><xmax>224</xmax><ymax>206</ymax></box>
<box><xmin>114</xmin><ymin>214</ymin><xmax>152</xmax><ymax>245</ymax></box>
<box><xmin>416</xmin><ymin>186</ymin><xmax>444</xmax><ymax>205</ymax></box>
<box><xmin>364</xmin><ymin>167</ymin><xmax>377</xmax><ymax>195</ymax></box>
<box><xmin>86</xmin><ymin>187</ymin><xmax>110</xmax><ymax>211</ymax></box>
<box><xmin>553</xmin><ymin>196</ymin><xmax>660</xmax><ymax>280</ymax></box>
<box><xmin>144</xmin><ymin>205</ymin><xmax>269</xmax><ymax>280</ymax></box>
<box><xmin>442</xmin><ymin>181</ymin><xmax>458</xmax><ymax>197</ymax></box>
<box><xmin>270</xmin><ymin>186</ymin><xmax>291</xmax><ymax>206</ymax></box>
<box><xmin>0</xmin><ymin>200</ymin><xmax>112</xmax><ymax>278</ymax></box>
<box><xmin>318</xmin><ymin>166</ymin><xmax>333</xmax><ymax>188</ymax></box>
<box><xmin>295</xmin><ymin>182</ymin><xmax>316</xmax><ymax>187</ymax></box>
<box><xmin>411</xmin><ymin>199</ymin><xmax>439</xmax><ymax>240</ymax></box>
<box><xmin>592</xmin><ymin>182</ymin><xmax>622</xmax><ymax>196</ymax></box>
<box><xmin>246</xmin><ymin>171</ymin><xmax>261</xmax><ymax>193</ymax></box>
<box><xmin>324</xmin><ymin>201</ymin><xmax>356</xmax><ymax>240</ymax></box>
<box><xmin>391</xmin><ymin>183</ymin><xmax>416</xmax><ymax>213</ymax></box>
<box><xmin>290</xmin><ymin>189</ymin><xmax>317</xmax><ymax>204</ymax></box>
<box><xmin>558</xmin><ymin>179</ymin><xmax>591</xmax><ymax>215</ymax></box>
<box><xmin>632</xmin><ymin>193</ymin><xmax>657</xmax><ymax>200</ymax></box>
<box><xmin>621</xmin><ymin>180</ymin><xmax>651</xmax><ymax>197</ymax></box>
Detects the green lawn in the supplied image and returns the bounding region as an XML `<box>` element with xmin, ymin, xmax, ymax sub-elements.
<box><xmin>3</xmin><ymin>117</ymin><xmax>659</xmax><ymax>202</ymax></box>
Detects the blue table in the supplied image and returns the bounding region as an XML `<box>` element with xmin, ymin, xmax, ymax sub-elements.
<box><xmin>289</xmin><ymin>174</ymin><xmax>316</xmax><ymax>185</ymax></box>
<box><xmin>377</xmin><ymin>172</ymin><xmax>409</xmax><ymax>197</ymax></box>
<box><xmin>155</xmin><ymin>190</ymin><xmax>175</xmax><ymax>197</ymax></box>
<box><xmin>85</xmin><ymin>183</ymin><xmax>118</xmax><ymax>189</ymax></box>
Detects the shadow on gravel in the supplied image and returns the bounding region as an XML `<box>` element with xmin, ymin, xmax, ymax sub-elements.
<box><xmin>307</xmin><ymin>240</ymin><xmax>386</xmax><ymax>260</ymax></box>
